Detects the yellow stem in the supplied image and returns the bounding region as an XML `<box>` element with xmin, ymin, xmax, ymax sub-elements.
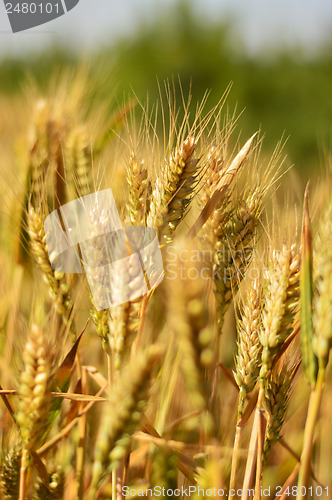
<box><xmin>229</xmin><ymin>389</ymin><xmax>246</xmax><ymax>500</ymax></box>
<box><xmin>241</xmin><ymin>385</ymin><xmax>265</xmax><ymax>500</ymax></box>
<box><xmin>19</xmin><ymin>449</ymin><xmax>28</xmax><ymax>500</ymax></box>
<box><xmin>229</xmin><ymin>425</ymin><xmax>243</xmax><ymax>500</ymax></box>
<box><xmin>296</xmin><ymin>366</ymin><xmax>325</xmax><ymax>500</ymax></box>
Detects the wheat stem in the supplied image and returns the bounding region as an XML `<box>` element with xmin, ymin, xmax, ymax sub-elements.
<box><xmin>18</xmin><ymin>449</ymin><xmax>28</xmax><ymax>500</ymax></box>
<box><xmin>229</xmin><ymin>424</ymin><xmax>243</xmax><ymax>500</ymax></box>
<box><xmin>296</xmin><ymin>365</ymin><xmax>325</xmax><ymax>499</ymax></box>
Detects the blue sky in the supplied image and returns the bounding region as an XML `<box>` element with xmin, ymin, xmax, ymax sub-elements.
<box><xmin>0</xmin><ymin>0</ymin><xmax>332</xmax><ymax>57</ymax></box>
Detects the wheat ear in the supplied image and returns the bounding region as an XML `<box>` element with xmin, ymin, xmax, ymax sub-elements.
<box><xmin>89</xmin><ymin>346</ymin><xmax>162</xmax><ymax>497</ymax></box>
<box><xmin>27</xmin><ymin>206</ymin><xmax>75</xmax><ymax>338</ymax></box>
<box><xmin>262</xmin><ymin>366</ymin><xmax>292</xmax><ymax>466</ymax></box>
<box><xmin>234</xmin><ymin>279</ymin><xmax>262</xmax><ymax>414</ymax></box>
<box><xmin>147</xmin><ymin>137</ymin><xmax>199</xmax><ymax>243</ymax></box>
<box><xmin>214</xmin><ymin>189</ymin><xmax>262</xmax><ymax>331</ymax></box>
<box><xmin>126</xmin><ymin>152</ymin><xmax>150</xmax><ymax>225</ymax></box>
<box><xmin>312</xmin><ymin>202</ymin><xmax>332</xmax><ymax>366</ymax></box>
<box><xmin>17</xmin><ymin>325</ymin><xmax>52</xmax><ymax>452</ymax></box>
<box><xmin>259</xmin><ymin>244</ymin><xmax>300</xmax><ymax>380</ymax></box>
<box><xmin>66</xmin><ymin>125</ymin><xmax>92</xmax><ymax>197</ymax></box>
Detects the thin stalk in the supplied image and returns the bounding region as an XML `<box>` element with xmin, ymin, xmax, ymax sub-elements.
<box><xmin>112</xmin><ymin>469</ymin><xmax>117</xmax><ymax>500</ymax></box>
<box><xmin>75</xmin><ymin>349</ymin><xmax>86</xmax><ymax>500</ymax></box>
<box><xmin>253</xmin><ymin>409</ymin><xmax>267</xmax><ymax>500</ymax></box>
<box><xmin>107</xmin><ymin>341</ymin><xmax>119</xmax><ymax>500</ymax></box>
<box><xmin>275</xmin><ymin>463</ymin><xmax>300</xmax><ymax>500</ymax></box>
<box><xmin>229</xmin><ymin>388</ymin><xmax>246</xmax><ymax>500</ymax></box>
<box><xmin>19</xmin><ymin>449</ymin><xmax>28</xmax><ymax>500</ymax></box>
<box><xmin>77</xmin><ymin>367</ymin><xmax>88</xmax><ymax>500</ymax></box>
<box><xmin>241</xmin><ymin>385</ymin><xmax>265</xmax><ymax>500</ymax></box>
<box><xmin>296</xmin><ymin>366</ymin><xmax>325</xmax><ymax>499</ymax></box>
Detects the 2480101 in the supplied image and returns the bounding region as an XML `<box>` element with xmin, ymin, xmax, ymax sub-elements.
<box><xmin>275</xmin><ymin>485</ymin><xmax>329</xmax><ymax>497</ymax></box>
<box><xmin>5</xmin><ymin>2</ymin><xmax>61</xmax><ymax>14</ymax></box>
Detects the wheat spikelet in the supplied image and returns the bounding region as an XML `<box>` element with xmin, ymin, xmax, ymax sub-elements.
<box><xmin>0</xmin><ymin>447</ymin><xmax>21</xmax><ymax>499</ymax></box>
<box><xmin>313</xmin><ymin>202</ymin><xmax>332</xmax><ymax>366</ymax></box>
<box><xmin>213</xmin><ymin>188</ymin><xmax>262</xmax><ymax>331</ymax></box>
<box><xmin>234</xmin><ymin>279</ymin><xmax>262</xmax><ymax>412</ymax></box>
<box><xmin>89</xmin><ymin>346</ymin><xmax>163</xmax><ymax>497</ymax></box>
<box><xmin>263</xmin><ymin>366</ymin><xmax>292</xmax><ymax>465</ymax></box>
<box><xmin>66</xmin><ymin>125</ymin><xmax>92</xmax><ymax>197</ymax></box>
<box><xmin>126</xmin><ymin>152</ymin><xmax>150</xmax><ymax>225</ymax></box>
<box><xmin>34</xmin><ymin>466</ymin><xmax>64</xmax><ymax>499</ymax></box>
<box><xmin>147</xmin><ymin>137</ymin><xmax>199</xmax><ymax>243</ymax></box>
<box><xmin>16</xmin><ymin>325</ymin><xmax>52</xmax><ymax>452</ymax></box>
<box><xmin>27</xmin><ymin>206</ymin><xmax>75</xmax><ymax>337</ymax></box>
<box><xmin>259</xmin><ymin>245</ymin><xmax>300</xmax><ymax>379</ymax></box>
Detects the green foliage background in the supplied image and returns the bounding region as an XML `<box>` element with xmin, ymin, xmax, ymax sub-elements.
<box><xmin>1</xmin><ymin>0</ymin><xmax>332</xmax><ymax>173</ymax></box>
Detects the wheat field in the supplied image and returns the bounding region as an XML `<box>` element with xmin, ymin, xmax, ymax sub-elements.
<box><xmin>0</xmin><ymin>72</ymin><xmax>331</xmax><ymax>499</ymax></box>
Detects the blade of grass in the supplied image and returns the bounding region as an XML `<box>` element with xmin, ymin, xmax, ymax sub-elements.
<box><xmin>300</xmin><ymin>185</ymin><xmax>318</xmax><ymax>388</ymax></box>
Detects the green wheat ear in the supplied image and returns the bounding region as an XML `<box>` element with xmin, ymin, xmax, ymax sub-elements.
<box><xmin>300</xmin><ymin>186</ymin><xmax>318</xmax><ymax>388</ymax></box>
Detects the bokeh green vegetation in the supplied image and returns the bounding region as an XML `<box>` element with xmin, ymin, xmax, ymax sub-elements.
<box><xmin>1</xmin><ymin>0</ymin><xmax>332</xmax><ymax>174</ymax></box>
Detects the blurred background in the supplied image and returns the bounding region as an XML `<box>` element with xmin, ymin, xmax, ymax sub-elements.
<box><xmin>1</xmin><ymin>0</ymin><xmax>332</xmax><ymax>175</ymax></box>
